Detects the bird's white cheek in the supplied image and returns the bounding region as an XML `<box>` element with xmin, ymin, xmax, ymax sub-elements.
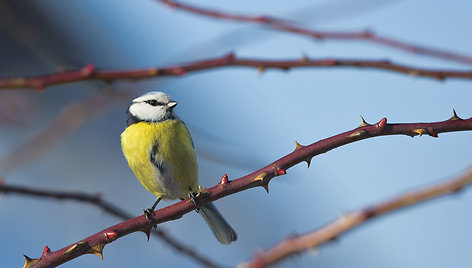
<box><xmin>130</xmin><ymin>104</ymin><xmax>163</xmax><ymax>121</ymax></box>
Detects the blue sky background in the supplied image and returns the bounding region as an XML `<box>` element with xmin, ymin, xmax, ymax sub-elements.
<box><xmin>0</xmin><ymin>0</ymin><xmax>471</xmax><ymax>267</ymax></box>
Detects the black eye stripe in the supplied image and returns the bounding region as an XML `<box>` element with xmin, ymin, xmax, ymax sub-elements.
<box><xmin>145</xmin><ymin>100</ymin><xmax>165</xmax><ymax>106</ymax></box>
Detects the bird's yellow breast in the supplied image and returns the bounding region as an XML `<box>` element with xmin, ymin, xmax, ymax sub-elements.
<box><xmin>121</xmin><ymin>120</ymin><xmax>198</xmax><ymax>199</ymax></box>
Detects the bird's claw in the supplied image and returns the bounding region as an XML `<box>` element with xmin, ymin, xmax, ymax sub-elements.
<box><xmin>143</xmin><ymin>208</ymin><xmax>154</xmax><ymax>220</ymax></box>
<box><xmin>188</xmin><ymin>191</ymin><xmax>198</xmax><ymax>204</ymax></box>
<box><xmin>143</xmin><ymin>208</ymin><xmax>158</xmax><ymax>229</ymax></box>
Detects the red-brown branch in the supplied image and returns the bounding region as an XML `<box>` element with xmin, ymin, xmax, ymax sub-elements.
<box><xmin>0</xmin><ymin>181</ymin><xmax>224</xmax><ymax>268</ymax></box>
<box><xmin>242</xmin><ymin>169</ymin><xmax>472</xmax><ymax>267</ymax></box>
<box><xmin>2</xmin><ymin>54</ymin><xmax>472</xmax><ymax>91</ymax></box>
<box><xmin>24</xmin><ymin>113</ymin><xmax>472</xmax><ymax>267</ymax></box>
<box><xmin>157</xmin><ymin>0</ymin><xmax>472</xmax><ymax>65</ymax></box>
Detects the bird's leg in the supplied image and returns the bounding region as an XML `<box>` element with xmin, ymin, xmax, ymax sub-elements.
<box><xmin>143</xmin><ymin>197</ymin><xmax>161</xmax><ymax>220</ymax></box>
<box><xmin>188</xmin><ymin>187</ymin><xmax>200</xmax><ymax>213</ymax></box>
<box><xmin>188</xmin><ymin>186</ymin><xmax>211</xmax><ymax>212</ymax></box>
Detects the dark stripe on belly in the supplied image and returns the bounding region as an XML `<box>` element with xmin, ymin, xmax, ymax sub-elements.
<box><xmin>150</xmin><ymin>143</ymin><xmax>165</xmax><ymax>173</ymax></box>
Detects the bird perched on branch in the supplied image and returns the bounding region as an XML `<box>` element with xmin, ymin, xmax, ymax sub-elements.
<box><xmin>121</xmin><ymin>91</ymin><xmax>237</xmax><ymax>244</ymax></box>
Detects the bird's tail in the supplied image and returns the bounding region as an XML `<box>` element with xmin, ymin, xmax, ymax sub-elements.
<box><xmin>199</xmin><ymin>202</ymin><xmax>237</xmax><ymax>244</ymax></box>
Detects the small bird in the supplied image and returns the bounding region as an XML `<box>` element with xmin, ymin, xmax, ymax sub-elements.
<box><xmin>121</xmin><ymin>91</ymin><xmax>237</xmax><ymax>244</ymax></box>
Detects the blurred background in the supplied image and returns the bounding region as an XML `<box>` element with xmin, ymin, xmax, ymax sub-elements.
<box><xmin>0</xmin><ymin>0</ymin><xmax>471</xmax><ymax>267</ymax></box>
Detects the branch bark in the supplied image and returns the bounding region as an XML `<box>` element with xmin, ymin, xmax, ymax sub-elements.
<box><xmin>22</xmin><ymin>113</ymin><xmax>472</xmax><ymax>267</ymax></box>
<box><xmin>240</xmin><ymin>168</ymin><xmax>472</xmax><ymax>268</ymax></box>
<box><xmin>1</xmin><ymin>54</ymin><xmax>472</xmax><ymax>91</ymax></box>
<box><xmin>157</xmin><ymin>0</ymin><xmax>472</xmax><ymax>65</ymax></box>
<box><xmin>0</xmin><ymin>181</ymin><xmax>224</xmax><ymax>268</ymax></box>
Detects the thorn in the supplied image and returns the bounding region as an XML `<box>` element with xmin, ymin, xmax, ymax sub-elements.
<box><xmin>449</xmin><ymin>109</ymin><xmax>462</xmax><ymax>120</ymax></box>
<box><xmin>253</xmin><ymin>173</ymin><xmax>270</xmax><ymax>193</ymax></box>
<box><xmin>305</xmin><ymin>158</ymin><xmax>312</xmax><ymax>168</ymax></box>
<box><xmin>363</xmin><ymin>208</ymin><xmax>377</xmax><ymax>220</ymax></box>
<box><xmin>362</xmin><ymin>30</ymin><xmax>374</xmax><ymax>38</ymax></box>
<box><xmin>451</xmin><ymin>185</ymin><xmax>464</xmax><ymax>194</ymax></box>
<box><xmin>42</xmin><ymin>245</ymin><xmax>50</xmax><ymax>256</ymax></box>
<box><xmin>261</xmin><ymin>182</ymin><xmax>269</xmax><ymax>194</ymax></box>
<box><xmin>81</xmin><ymin>64</ymin><xmax>95</xmax><ymax>76</ymax></box>
<box><xmin>300</xmin><ymin>54</ymin><xmax>309</xmax><ymax>63</ymax></box>
<box><xmin>225</xmin><ymin>52</ymin><xmax>235</xmax><ymax>61</ymax></box>
<box><xmin>285</xmin><ymin>232</ymin><xmax>300</xmax><ymax>240</ymax></box>
<box><xmin>148</xmin><ymin>68</ymin><xmax>159</xmax><ymax>76</ymax></box>
<box><xmin>252</xmin><ymin>173</ymin><xmax>267</xmax><ymax>183</ymax></box>
<box><xmin>64</xmin><ymin>241</ymin><xmax>88</xmax><ymax>255</ymax></box>
<box><xmin>434</xmin><ymin>73</ymin><xmax>445</xmax><ymax>81</ymax></box>
<box><xmin>359</xmin><ymin>115</ymin><xmax>370</xmax><ymax>127</ymax></box>
<box><xmin>140</xmin><ymin>226</ymin><xmax>153</xmax><ymax>241</ymax></box>
<box><xmin>257</xmin><ymin>66</ymin><xmax>266</xmax><ymax>74</ymax></box>
<box><xmin>328</xmin><ymin>235</ymin><xmax>339</xmax><ymax>242</ymax></box>
<box><xmin>85</xmin><ymin>243</ymin><xmax>105</xmax><ymax>260</ymax></box>
<box><xmin>294</xmin><ymin>141</ymin><xmax>303</xmax><ymax>150</ymax></box>
<box><xmin>219</xmin><ymin>174</ymin><xmax>229</xmax><ymax>187</ymax></box>
<box><xmin>412</xmin><ymin>128</ymin><xmax>427</xmax><ymax>136</ymax></box>
<box><xmin>428</xmin><ymin>128</ymin><xmax>439</xmax><ymax>138</ymax></box>
<box><xmin>294</xmin><ymin>142</ymin><xmax>312</xmax><ymax>168</ymax></box>
<box><xmin>105</xmin><ymin>230</ymin><xmax>118</xmax><ymax>241</ymax></box>
<box><xmin>23</xmin><ymin>255</ymin><xmax>40</xmax><ymax>268</ymax></box>
<box><xmin>349</xmin><ymin>130</ymin><xmax>368</xmax><ymax>138</ymax></box>
<box><xmin>409</xmin><ymin>70</ymin><xmax>419</xmax><ymax>77</ymax></box>
<box><xmin>412</xmin><ymin>127</ymin><xmax>438</xmax><ymax>138</ymax></box>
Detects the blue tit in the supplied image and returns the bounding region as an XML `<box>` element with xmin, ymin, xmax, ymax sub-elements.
<box><xmin>121</xmin><ymin>91</ymin><xmax>237</xmax><ymax>244</ymax></box>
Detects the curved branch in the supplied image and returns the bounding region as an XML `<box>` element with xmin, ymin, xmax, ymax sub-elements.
<box><xmin>24</xmin><ymin>113</ymin><xmax>472</xmax><ymax>267</ymax></box>
<box><xmin>2</xmin><ymin>54</ymin><xmax>472</xmax><ymax>90</ymax></box>
<box><xmin>0</xmin><ymin>181</ymin><xmax>224</xmax><ymax>268</ymax></box>
<box><xmin>241</xmin><ymin>169</ymin><xmax>472</xmax><ymax>267</ymax></box>
<box><xmin>157</xmin><ymin>0</ymin><xmax>472</xmax><ymax>65</ymax></box>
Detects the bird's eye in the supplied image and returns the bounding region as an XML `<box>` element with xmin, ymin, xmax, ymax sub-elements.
<box><xmin>146</xmin><ymin>100</ymin><xmax>159</xmax><ymax>106</ymax></box>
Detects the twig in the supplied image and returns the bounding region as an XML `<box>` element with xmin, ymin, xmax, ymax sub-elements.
<box><xmin>157</xmin><ymin>0</ymin><xmax>472</xmax><ymax>65</ymax></box>
<box><xmin>240</xmin><ymin>168</ymin><xmax>472</xmax><ymax>267</ymax></box>
<box><xmin>1</xmin><ymin>54</ymin><xmax>472</xmax><ymax>91</ymax></box>
<box><xmin>0</xmin><ymin>181</ymin><xmax>224</xmax><ymax>268</ymax></box>
<box><xmin>21</xmin><ymin>112</ymin><xmax>472</xmax><ymax>267</ymax></box>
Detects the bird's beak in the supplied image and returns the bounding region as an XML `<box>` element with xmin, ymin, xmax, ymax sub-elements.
<box><xmin>168</xmin><ymin>101</ymin><xmax>178</xmax><ymax>109</ymax></box>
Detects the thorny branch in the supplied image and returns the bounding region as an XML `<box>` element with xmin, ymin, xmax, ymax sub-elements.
<box><xmin>241</xmin><ymin>168</ymin><xmax>472</xmax><ymax>268</ymax></box>
<box><xmin>1</xmin><ymin>54</ymin><xmax>472</xmax><ymax>91</ymax></box>
<box><xmin>0</xmin><ymin>181</ymin><xmax>224</xmax><ymax>268</ymax></box>
<box><xmin>22</xmin><ymin>112</ymin><xmax>472</xmax><ymax>267</ymax></box>
<box><xmin>157</xmin><ymin>0</ymin><xmax>472</xmax><ymax>65</ymax></box>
